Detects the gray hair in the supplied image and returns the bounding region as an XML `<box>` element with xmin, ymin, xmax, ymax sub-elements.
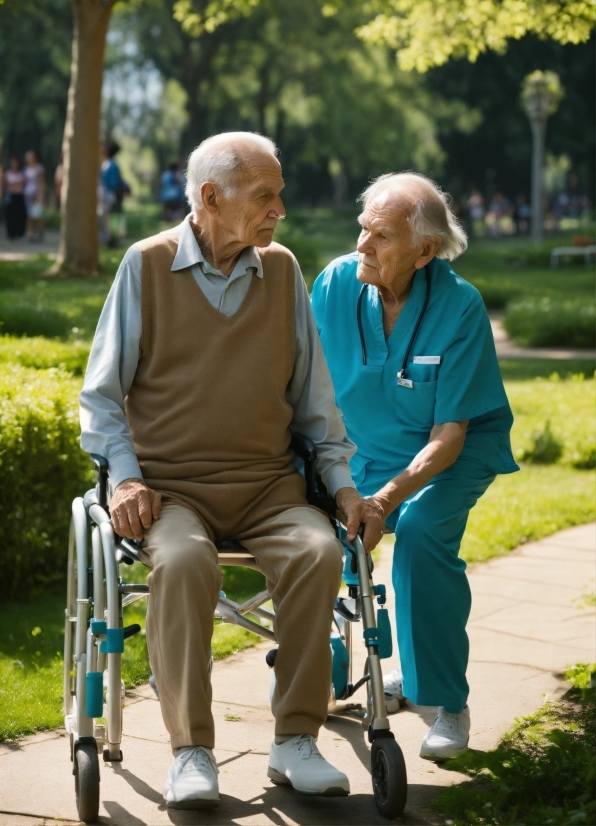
<box><xmin>185</xmin><ymin>132</ymin><xmax>278</xmax><ymax>211</ymax></box>
<box><xmin>358</xmin><ymin>172</ymin><xmax>468</xmax><ymax>261</ymax></box>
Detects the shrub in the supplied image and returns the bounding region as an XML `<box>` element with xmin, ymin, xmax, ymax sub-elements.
<box><xmin>0</xmin><ymin>305</ymin><xmax>72</xmax><ymax>338</ymax></box>
<box><xmin>0</xmin><ymin>365</ymin><xmax>92</xmax><ymax>600</ymax></box>
<box><xmin>0</xmin><ymin>336</ymin><xmax>90</xmax><ymax>376</ymax></box>
<box><xmin>519</xmin><ymin>420</ymin><xmax>564</xmax><ymax>465</ymax></box>
<box><xmin>570</xmin><ymin>439</ymin><xmax>596</xmax><ymax>470</ymax></box>
<box><xmin>504</xmin><ymin>297</ymin><xmax>596</xmax><ymax>348</ymax></box>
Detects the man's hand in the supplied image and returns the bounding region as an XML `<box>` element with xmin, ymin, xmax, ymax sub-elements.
<box><xmin>110</xmin><ymin>479</ymin><xmax>161</xmax><ymax>541</ymax></box>
<box><xmin>335</xmin><ymin>487</ymin><xmax>385</xmax><ymax>553</ymax></box>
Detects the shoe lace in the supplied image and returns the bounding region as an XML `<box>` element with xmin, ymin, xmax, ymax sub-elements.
<box><xmin>294</xmin><ymin>735</ymin><xmax>324</xmax><ymax>761</ymax></box>
<box><xmin>177</xmin><ymin>747</ymin><xmax>219</xmax><ymax>776</ymax></box>
<box><xmin>432</xmin><ymin>709</ymin><xmax>460</xmax><ymax>737</ymax></box>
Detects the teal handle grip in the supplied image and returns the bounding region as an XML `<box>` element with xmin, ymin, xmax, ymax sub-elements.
<box><xmin>377</xmin><ymin>608</ymin><xmax>393</xmax><ymax>659</ymax></box>
<box><xmin>85</xmin><ymin>671</ymin><xmax>104</xmax><ymax>718</ymax></box>
<box><xmin>99</xmin><ymin>627</ymin><xmax>124</xmax><ymax>654</ymax></box>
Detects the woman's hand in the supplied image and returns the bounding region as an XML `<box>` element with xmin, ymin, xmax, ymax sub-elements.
<box><xmin>335</xmin><ymin>487</ymin><xmax>385</xmax><ymax>553</ymax></box>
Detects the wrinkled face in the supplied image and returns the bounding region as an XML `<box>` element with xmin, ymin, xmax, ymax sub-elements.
<box><xmin>215</xmin><ymin>151</ymin><xmax>286</xmax><ymax>248</ymax></box>
<box><xmin>356</xmin><ymin>191</ymin><xmax>423</xmax><ymax>289</ymax></box>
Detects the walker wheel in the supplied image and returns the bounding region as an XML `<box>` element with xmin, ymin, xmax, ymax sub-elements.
<box><xmin>74</xmin><ymin>743</ymin><xmax>100</xmax><ymax>823</ymax></box>
<box><xmin>371</xmin><ymin>737</ymin><xmax>407</xmax><ymax>819</ymax></box>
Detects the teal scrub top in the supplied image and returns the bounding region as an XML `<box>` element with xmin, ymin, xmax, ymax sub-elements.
<box><xmin>312</xmin><ymin>253</ymin><xmax>519</xmax><ymax>496</ymax></box>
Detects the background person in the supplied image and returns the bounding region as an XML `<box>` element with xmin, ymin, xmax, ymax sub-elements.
<box><xmin>80</xmin><ymin>131</ymin><xmax>383</xmax><ymax>810</ymax></box>
<box><xmin>312</xmin><ymin>172</ymin><xmax>519</xmax><ymax>762</ymax></box>
<box><xmin>160</xmin><ymin>160</ymin><xmax>186</xmax><ymax>221</ymax></box>
<box><xmin>3</xmin><ymin>156</ymin><xmax>27</xmax><ymax>240</ymax></box>
<box><xmin>99</xmin><ymin>140</ymin><xmax>130</xmax><ymax>247</ymax></box>
<box><xmin>23</xmin><ymin>150</ymin><xmax>45</xmax><ymax>242</ymax></box>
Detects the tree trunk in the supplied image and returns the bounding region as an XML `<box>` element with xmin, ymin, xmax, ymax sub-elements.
<box><xmin>52</xmin><ymin>0</ymin><xmax>115</xmax><ymax>276</ymax></box>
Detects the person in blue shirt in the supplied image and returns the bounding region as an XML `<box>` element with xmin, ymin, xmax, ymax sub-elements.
<box><xmin>312</xmin><ymin>172</ymin><xmax>519</xmax><ymax>762</ymax></box>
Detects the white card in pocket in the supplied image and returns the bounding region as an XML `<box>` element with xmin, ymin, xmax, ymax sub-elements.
<box><xmin>413</xmin><ymin>356</ymin><xmax>441</xmax><ymax>364</ymax></box>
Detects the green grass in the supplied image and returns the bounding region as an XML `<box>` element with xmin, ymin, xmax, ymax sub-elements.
<box><xmin>461</xmin><ymin>465</ymin><xmax>595</xmax><ymax>564</ymax></box>
<box><xmin>432</xmin><ymin>676</ymin><xmax>596</xmax><ymax>825</ymax></box>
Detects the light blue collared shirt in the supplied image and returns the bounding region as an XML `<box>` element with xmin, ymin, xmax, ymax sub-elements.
<box><xmin>80</xmin><ymin>216</ymin><xmax>356</xmax><ymax>496</ymax></box>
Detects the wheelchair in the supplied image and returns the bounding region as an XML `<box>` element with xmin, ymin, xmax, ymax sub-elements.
<box><xmin>63</xmin><ymin>433</ymin><xmax>407</xmax><ymax>822</ymax></box>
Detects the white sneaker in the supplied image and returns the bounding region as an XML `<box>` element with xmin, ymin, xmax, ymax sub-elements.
<box><xmin>164</xmin><ymin>746</ymin><xmax>219</xmax><ymax>809</ymax></box>
<box><xmin>268</xmin><ymin>735</ymin><xmax>350</xmax><ymax>796</ymax></box>
<box><xmin>420</xmin><ymin>706</ymin><xmax>470</xmax><ymax>761</ymax></box>
<box><xmin>383</xmin><ymin>668</ymin><xmax>405</xmax><ymax>714</ymax></box>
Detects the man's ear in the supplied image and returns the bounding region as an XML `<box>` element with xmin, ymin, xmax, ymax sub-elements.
<box><xmin>414</xmin><ymin>237</ymin><xmax>442</xmax><ymax>269</ymax></box>
<box><xmin>200</xmin><ymin>182</ymin><xmax>220</xmax><ymax>215</ymax></box>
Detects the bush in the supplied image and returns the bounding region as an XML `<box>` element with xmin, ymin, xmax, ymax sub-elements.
<box><xmin>504</xmin><ymin>297</ymin><xmax>596</xmax><ymax>348</ymax></box>
<box><xmin>519</xmin><ymin>420</ymin><xmax>564</xmax><ymax>465</ymax></box>
<box><xmin>0</xmin><ymin>336</ymin><xmax>90</xmax><ymax>376</ymax></box>
<box><xmin>570</xmin><ymin>439</ymin><xmax>596</xmax><ymax>470</ymax></box>
<box><xmin>0</xmin><ymin>365</ymin><xmax>92</xmax><ymax>600</ymax></box>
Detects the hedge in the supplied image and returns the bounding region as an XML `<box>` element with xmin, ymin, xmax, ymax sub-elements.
<box><xmin>0</xmin><ymin>336</ymin><xmax>90</xmax><ymax>376</ymax></box>
<box><xmin>0</xmin><ymin>365</ymin><xmax>92</xmax><ymax>600</ymax></box>
<box><xmin>504</xmin><ymin>297</ymin><xmax>596</xmax><ymax>348</ymax></box>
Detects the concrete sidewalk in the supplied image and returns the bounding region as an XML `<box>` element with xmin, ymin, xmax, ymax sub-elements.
<box><xmin>0</xmin><ymin>523</ymin><xmax>594</xmax><ymax>826</ymax></box>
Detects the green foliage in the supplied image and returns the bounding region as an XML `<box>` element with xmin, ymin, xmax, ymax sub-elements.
<box><xmin>0</xmin><ymin>336</ymin><xmax>90</xmax><ymax>376</ymax></box>
<box><xmin>519</xmin><ymin>420</ymin><xmax>564</xmax><ymax>464</ymax></box>
<box><xmin>504</xmin><ymin>297</ymin><xmax>596</xmax><ymax>348</ymax></box>
<box><xmin>357</xmin><ymin>1</ymin><xmax>596</xmax><ymax>72</ymax></box>
<box><xmin>0</xmin><ymin>365</ymin><xmax>92</xmax><ymax>600</ymax></box>
<box><xmin>498</xmin><ymin>359</ymin><xmax>594</xmax><ymax>381</ymax></box>
<box><xmin>565</xmin><ymin>663</ymin><xmax>596</xmax><ymax>693</ymax></box>
<box><xmin>432</xmin><ymin>682</ymin><xmax>595</xmax><ymax>825</ymax></box>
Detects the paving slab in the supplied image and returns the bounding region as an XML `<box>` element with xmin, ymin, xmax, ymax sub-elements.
<box><xmin>0</xmin><ymin>523</ymin><xmax>593</xmax><ymax>825</ymax></box>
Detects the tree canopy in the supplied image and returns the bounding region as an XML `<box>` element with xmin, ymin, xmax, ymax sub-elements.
<box><xmin>354</xmin><ymin>0</ymin><xmax>596</xmax><ymax>71</ymax></box>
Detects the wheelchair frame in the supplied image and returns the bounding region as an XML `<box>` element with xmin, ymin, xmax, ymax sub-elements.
<box><xmin>64</xmin><ymin>434</ymin><xmax>407</xmax><ymax>822</ymax></box>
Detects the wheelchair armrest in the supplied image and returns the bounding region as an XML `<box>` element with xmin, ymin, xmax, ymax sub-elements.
<box><xmin>90</xmin><ymin>453</ymin><xmax>109</xmax><ymax>509</ymax></box>
<box><xmin>290</xmin><ymin>432</ymin><xmax>317</xmax><ymax>462</ymax></box>
<box><xmin>290</xmin><ymin>433</ymin><xmax>337</xmax><ymax>519</ymax></box>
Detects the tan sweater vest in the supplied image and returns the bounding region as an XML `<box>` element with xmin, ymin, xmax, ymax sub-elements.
<box><xmin>125</xmin><ymin>229</ymin><xmax>298</xmax><ymax>489</ymax></box>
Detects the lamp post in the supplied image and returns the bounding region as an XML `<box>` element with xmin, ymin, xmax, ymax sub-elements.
<box><xmin>521</xmin><ymin>71</ymin><xmax>563</xmax><ymax>244</ymax></box>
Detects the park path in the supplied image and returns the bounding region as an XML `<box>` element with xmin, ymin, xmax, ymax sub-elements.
<box><xmin>0</xmin><ymin>522</ymin><xmax>594</xmax><ymax>826</ymax></box>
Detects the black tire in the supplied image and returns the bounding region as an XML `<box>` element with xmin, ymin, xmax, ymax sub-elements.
<box><xmin>74</xmin><ymin>743</ymin><xmax>100</xmax><ymax>823</ymax></box>
<box><xmin>371</xmin><ymin>737</ymin><xmax>407</xmax><ymax>819</ymax></box>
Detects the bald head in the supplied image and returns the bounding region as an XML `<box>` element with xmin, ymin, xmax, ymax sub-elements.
<box><xmin>186</xmin><ymin>132</ymin><xmax>280</xmax><ymax>212</ymax></box>
<box><xmin>359</xmin><ymin>173</ymin><xmax>467</xmax><ymax>261</ymax></box>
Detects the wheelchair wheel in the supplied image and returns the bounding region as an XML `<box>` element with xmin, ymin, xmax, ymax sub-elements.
<box><xmin>371</xmin><ymin>737</ymin><xmax>407</xmax><ymax>819</ymax></box>
<box><xmin>74</xmin><ymin>743</ymin><xmax>100</xmax><ymax>823</ymax></box>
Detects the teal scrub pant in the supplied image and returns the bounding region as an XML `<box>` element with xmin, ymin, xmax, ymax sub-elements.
<box><xmin>385</xmin><ymin>456</ymin><xmax>496</xmax><ymax>713</ymax></box>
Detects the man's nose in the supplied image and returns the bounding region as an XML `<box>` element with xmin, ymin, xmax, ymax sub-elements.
<box><xmin>268</xmin><ymin>195</ymin><xmax>286</xmax><ymax>219</ymax></box>
<box><xmin>357</xmin><ymin>230</ymin><xmax>372</xmax><ymax>255</ymax></box>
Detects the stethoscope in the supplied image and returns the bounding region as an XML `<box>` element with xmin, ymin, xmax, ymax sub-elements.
<box><xmin>356</xmin><ymin>264</ymin><xmax>432</xmax><ymax>388</ymax></box>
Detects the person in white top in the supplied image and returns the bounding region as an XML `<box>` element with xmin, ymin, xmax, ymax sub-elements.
<box><xmin>23</xmin><ymin>150</ymin><xmax>45</xmax><ymax>242</ymax></box>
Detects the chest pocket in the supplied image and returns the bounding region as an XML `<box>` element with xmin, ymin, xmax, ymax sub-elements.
<box><xmin>393</xmin><ymin>363</ymin><xmax>438</xmax><ymax>430</ymax></box>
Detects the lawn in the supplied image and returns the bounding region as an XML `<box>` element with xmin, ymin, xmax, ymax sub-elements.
<box><xmin>0</xmin><ymin>208</ymin><xmax>593</xmax><ymax>741</ymax></box>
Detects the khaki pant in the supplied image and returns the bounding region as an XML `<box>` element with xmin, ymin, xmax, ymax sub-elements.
<box><xmin>139</xmin><ymin>482</ymin><xmax>343</xmax><ymax>751</ymax></box>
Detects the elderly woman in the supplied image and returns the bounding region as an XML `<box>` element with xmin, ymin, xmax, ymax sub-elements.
<box><xmin>312</xmin><ymin>173</ymin><xmax>518</xmax><ymax>761</ymax></box>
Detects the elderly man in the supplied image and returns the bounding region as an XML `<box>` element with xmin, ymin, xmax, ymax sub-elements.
<box><xmin>312</xmin><ymin>173</ymin><xmax>518</xmax><ymax>761</ymax></box>
<box><xmin>80</xmin><ymin>132</ymin><xmax>383</xmax><ymax>809</ymax></box>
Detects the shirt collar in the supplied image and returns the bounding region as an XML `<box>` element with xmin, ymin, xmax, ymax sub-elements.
<box><xmin>171</xmin><ymin>214</ymin><xmax>263</xmax><ymax>278</ymax></box>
